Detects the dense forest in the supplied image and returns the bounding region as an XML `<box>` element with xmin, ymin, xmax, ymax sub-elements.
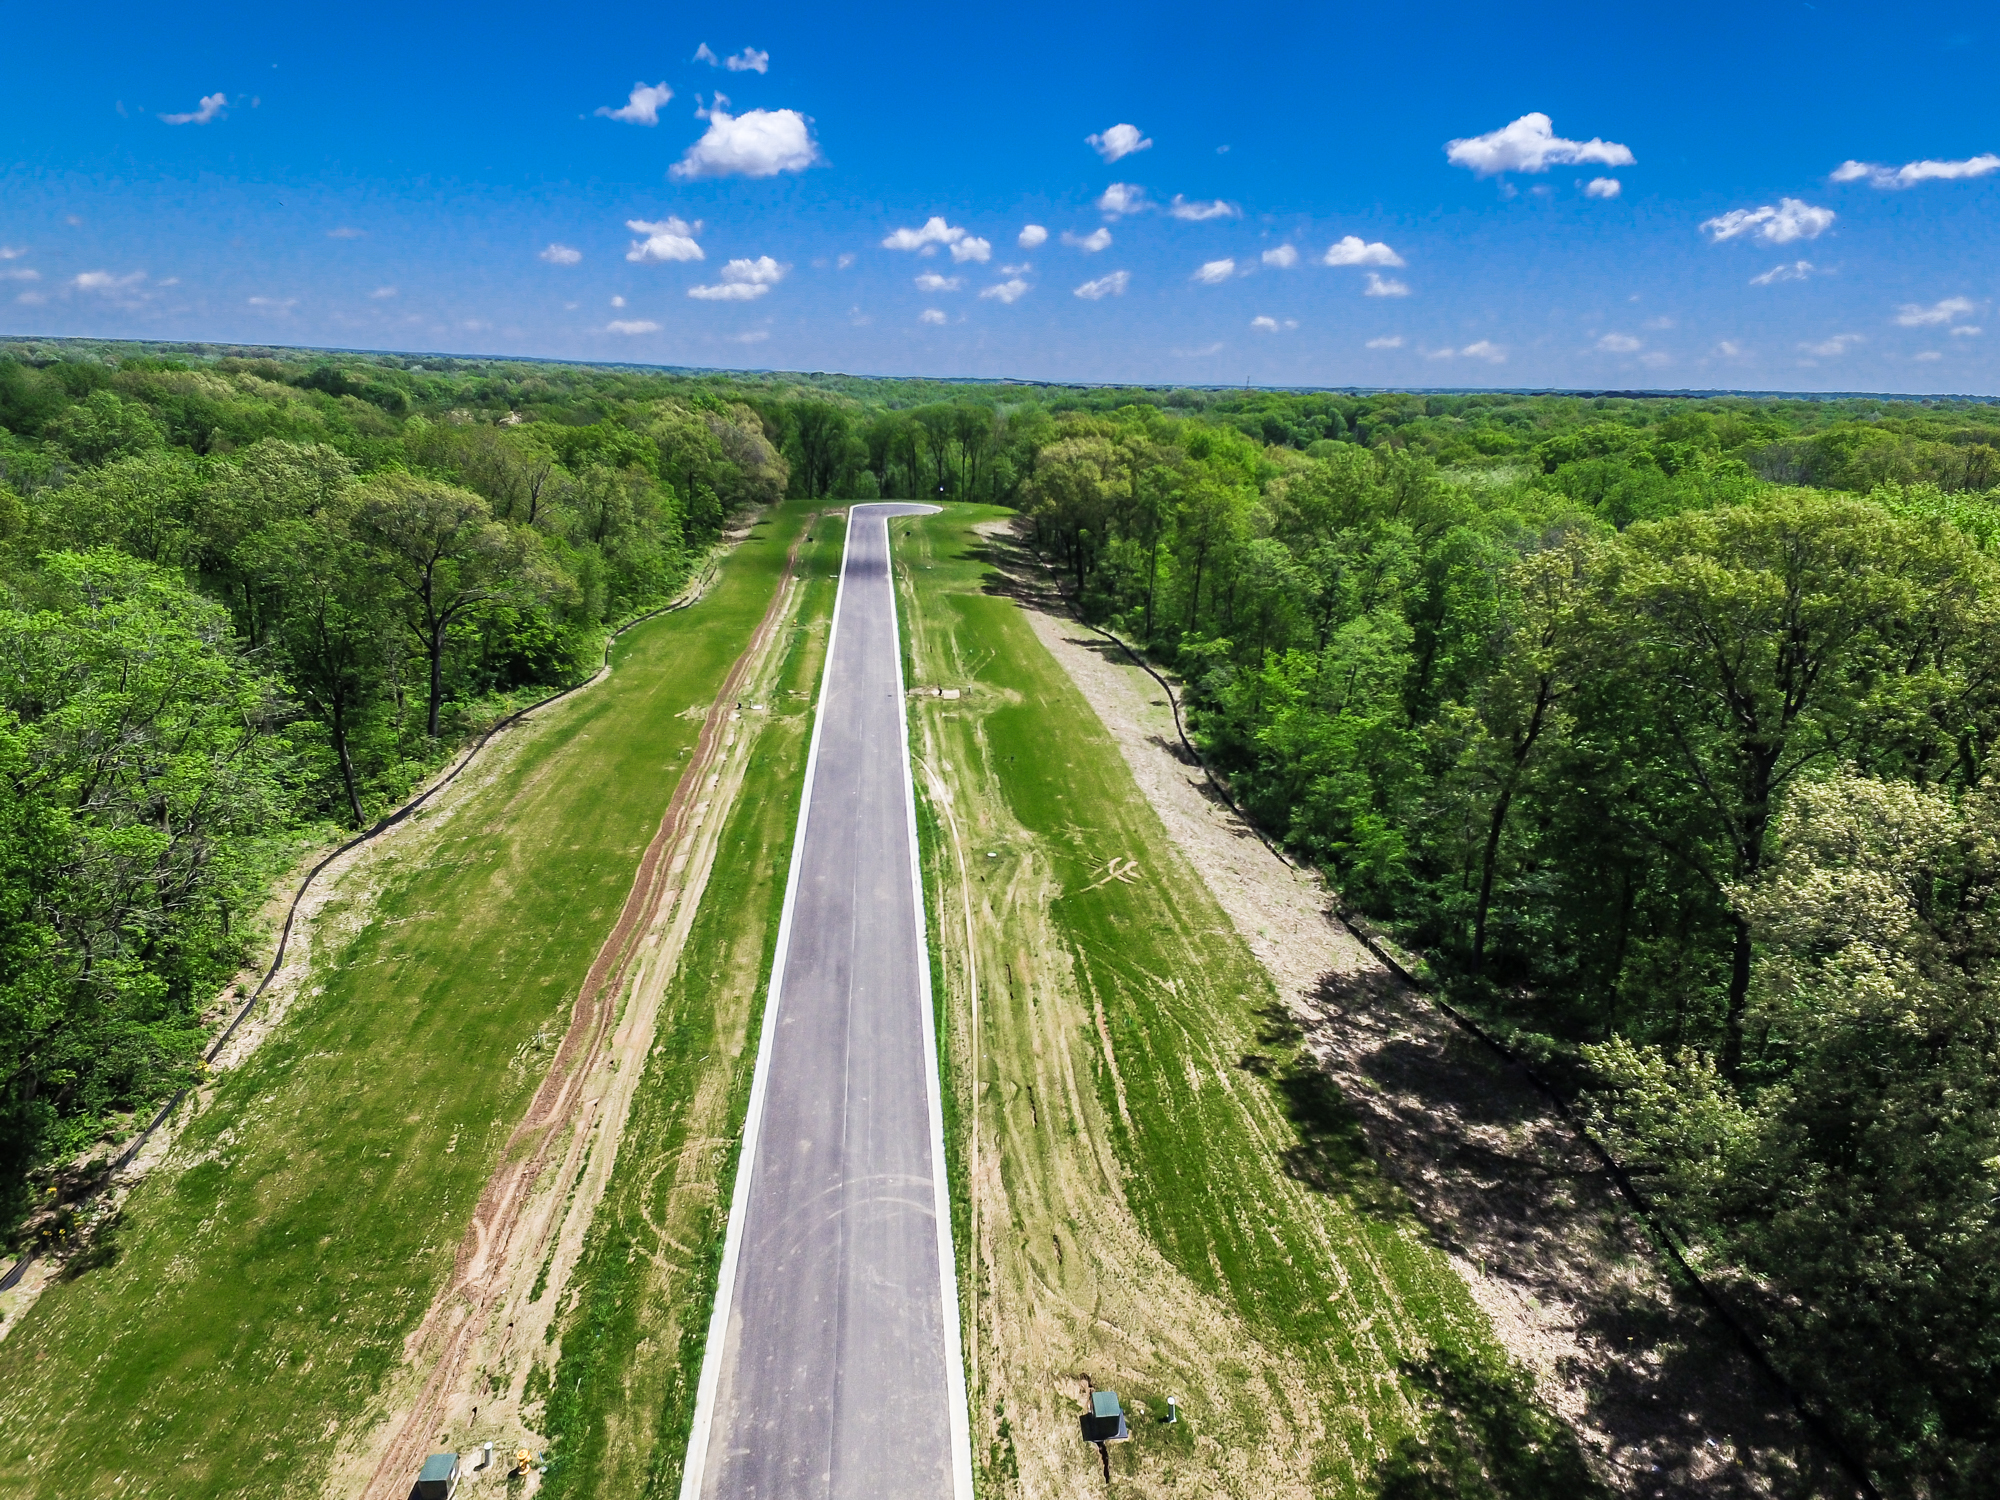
<box><xmin>3</xmin><ymin>337</ymin><xmax>1996</xmax><ymax>1495</ymax></box>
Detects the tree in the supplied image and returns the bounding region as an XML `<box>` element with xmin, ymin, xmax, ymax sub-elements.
<box><xmin>789</xmin><ymin>401</ymin><xmax>851</xmax><ymax>498</ymax></box>
<box><xmin>356</xmin><ymin>474</ymin><xmax>528</xmax><ymax>738</ymax></box>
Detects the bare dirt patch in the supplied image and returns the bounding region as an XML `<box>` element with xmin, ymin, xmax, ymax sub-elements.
<box><xmin>985</xmin><ymin>518</ymin><xmax>1838</xmax><ymax>1499</ymax></box>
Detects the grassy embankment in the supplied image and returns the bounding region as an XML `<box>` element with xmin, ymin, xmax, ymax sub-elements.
<box><xmin>0</xmin><ymin>500</ymin><xmax>825</xmax><ymax>1500</ymax></box>
<box><xmin>898</xmin><ymin>507</ymin><xmax>1568</xmax><ymax>1498</ymax></box>
<box><xmin>530</xmin><ymin>512</ymin><xmax>845</xmax><ymax>1498</ymax></box>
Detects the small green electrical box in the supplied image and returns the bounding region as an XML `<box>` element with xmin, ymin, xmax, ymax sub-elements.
<box><xmin>1080</xmin><ymin>1389</ymin><xmax>1129</xmax><ymax>1443</ymax></box>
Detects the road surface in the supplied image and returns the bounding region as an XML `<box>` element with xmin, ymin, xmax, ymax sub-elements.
<box><xmin>681</xmin><ymin>503</ymin><xmax>973</xmax><ymax>1500</ymax></box>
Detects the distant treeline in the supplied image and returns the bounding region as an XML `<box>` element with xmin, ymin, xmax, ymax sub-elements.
<box><xmin>3</xmin><ymin>339</ymin><xmax>1997</xmax><ymax>1494</ymax></box>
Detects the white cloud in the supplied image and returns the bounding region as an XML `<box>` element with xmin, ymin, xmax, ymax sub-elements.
<box><xmin>729</xmin><ymin>329</ymin><xmax>770</xmax><ymax>344</ymax></box>
<box><xmin>1322</xmin><ymin>235</ymin><xmax>1405</xmax><ymax>267</ymax></box>
<box><xmin>884</xmin><ymin>217</ymin><xmax>967</xmax><ymax>253</ymax></box>
<box><xmin>370</xmin><ymin>285</ymin><xmax>397</xmax><ymax>299</ymax></box>
<box><xmin>1913</xmin><ymin>350</ymin><xmax>1943</xmax><ymax>362</ymax></box>
<box><xmin>72</xmin><ymin>270</ymin><xmax>147</xmax><ymax>292</ymax></box>
<box><xmin>1062</xmin><ymin>227</ymin><xmax>1113</xmax><ymax>253</ymax></box>
<box><xmin>688</xmin><ymin>256</ymin><xmax>787</xmax><ymax>300</ymax></box>
<box><xmin>1644</xmin><ymin>316</ymin><xmax>1677</xmax><ymax>330</ymax></box>
<box><xmin>915</xmin><ymin>272</ymin><xmax>963</xmax><ymax>292</ymax></box>
<box><xmin>1750</xmin><ymin>260</ymin><xmax>1815</xmax><ymax>285</ymax></box>
<box><xmin>1167</xmin><ymin>195</ymin><xmax>1239</xmax><ymax>221</ymax></box>
<box><xmin>1097</xmin><ymin>183</ymin><xmax>1147</xmax><ymax>218</ymax></box>
<box><xmin>1087</xmin><ymin>123</ymin><xmax>1152</xmax><ymax>162</ymax></box>
<box><xmin>540</xmin><ymin>243</ymin><xmax>583</xmax><ymax>265</ymax></box>
<box><xmin>1191</xmin><ymin>259</ymin><xmax>1237</xmax><ymax>285</ymax></box>
<box><xmin>1831</xmin><ymin>154</ymin><xmax>2000</xmax><ymax>189</ymax></box>
<box><xmin>0</xmin><ymin>246</ymin><xmax>26</xmax><ymax>259</ymax></box>
<box><xmin>1584</xmin><ymin>177</ymin><xmax>1622</xmax><ymax>199</ymax></box>
<box><xmin>1701</xmin><ymin>198</ymin><xmax>1835</xmax><ymax>244</ymax></box>
<box><xmin>726</xmin><ymin>47</ymin><xmax>770</xmax><ymax>73</ymax></box>
<box><xmin>672</xmin><ymin>106</ymin><xmax>819</xmax><ymax>180</ymax></box>
<box><xmin>611</xmin><ymin>296</ymin><xmax>626</xmax><ymax>307</ymax></box>
<box><xmin>1363</xmin><ymin>273</ymin><xmax>1409</xmax><ymax>297</ymax></box>
<box><xmin>1262</xmin><ymin>244</ymin><xmax>1299</xmax><ymax>268</ymax></box>
<box><xmin>1800</xmin><ymin>333</ymin><xmax>1863</xmax><ymax>357</ymax></box>
<box><xmin>1366</xmin><ymin>335</ymin><xmax>1404</xmax><ymax>349</ymax></box>
<box><xmin>1715</xmin><ymin>340</ymin><xmax>1745</xmax><ymax>358</ymax></box>
<box><xmin>327</xmin><ymin>225</ymin><xmax>365</xmax><ymax>239</ymax></box>
<box><xmin>1951</xmin><ymin>325</ymin><xmax>1983</xmax><ymax>338</ymax></box>
<box><xmin>1460</xmin><ymin>340</ymin><xmax>1506</xmax><ymax>362</ymax></box>
<box><xmin>919</xmin><ymin>308</ymin><xmax>948</xmax><ymax>325</ymax></box>
<box><xmin>836</xmin><ymin>252</ymin><xmax>855</xmax><ymax>269</ymax></box>
<box><xmin>597</xmin><ymin>83</ymin><xmax>673</xmax><ymax>125</ymax></box>
<box><xmin>949</xmin><ymin>235</ymin><xmax>991</xmax><ymax>264</ymax></box>
<box><xmin>1597</xmin><ymin>333</ymin><xmax>1641</xmax><ymax>352</ymax></box>
<box><xmin>607</xmin><ymin>319</ymin><xmax>661</xmax><ymax>334</ymax></box>
<box><xmin>1445</xmin><ymin>113</ymin><xmax>1634</xmax><ymax>175</ymax></box>
<box><xmin>694</xmin><ymin>43</ymin><xmax>719</xmax><ymax>64</ymax></box>
<box><xmin>1896</xmin><ymin>296</ymin><xmax>1976</xmax><ymax>327</ymax></box>
<box><xmin>0</xmin><ymin>268</ymin><xmax>38</xmax><ymax>282</ymax></box>
<box><xmin>247</xmin><ymin>296</ymin><xmax>297</xmax><ymax>311</ymax></box>
<box><xmin>625</xmin><ymin>216</ymin><xmax>705</xmax><ymax>263</ymax></box>
<box><xmin>1073</xmin><ymin>270</ymin><xmax>1130</xmax><ymax>300</ymax></box>
<box><xmin>15</xmin><ymin>291</ymin><xmax>46</xmax><ymax>306</ymax></box>
<box><xmin>1250</xmin><ymin>316</ymin><xmax>1298</xmax><ymax>332</ymax></box>
<box><xmin>980</xmin><ymin>279</ymin><xmax>1030</xmax><ymax>304</ymax></box>
<box><xmin>161</xmin><ymin>92</ymin><xmax>227</xmax><ymax>126</ymax></box>
<box><xmin>1018</xmin><ymin>224</ymin><xmax>1048</xmax><ymax>248</ymax></box>
<box><xmin>1001</xmin><ymin>262</ymin><xmax>1031</xmax><ymax>274</ymax></box>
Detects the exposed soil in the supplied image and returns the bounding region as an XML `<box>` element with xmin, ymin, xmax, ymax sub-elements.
<box><xmin>982</xmin><ymin>518</ymin><xmax>1844</xmax><ymax>1499</ymax></box>
<box><xmin>335</xmin><ymin>524</ymin><xmax>815</xmax><ymax>1499</ymax></box>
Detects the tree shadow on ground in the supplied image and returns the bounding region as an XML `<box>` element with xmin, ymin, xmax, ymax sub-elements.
<box><xmin>1376</xmin><ymin>1343</ymin><xmax>1612</xmax><ymax>1500</ymax></box>
<box><xmin>1299</xmin><ymin>967</ymin><xmax>1850</xmax><ymax>1499</ymax></box>
<box><xmin>1239</xmin><ymin>1000</ymin><xmax>1405</xmax><ymax>1218</ymax></box>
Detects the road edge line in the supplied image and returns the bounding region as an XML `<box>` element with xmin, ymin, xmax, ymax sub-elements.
<box><xmin>887</xmin><ymin>507</ymin><xmax>979</xmax><ymax>1500</ymax></box>
<box><xmin>677</xmin><ymin>515</ymin><xmax>849</xmax><ymax>1500</ymax></box>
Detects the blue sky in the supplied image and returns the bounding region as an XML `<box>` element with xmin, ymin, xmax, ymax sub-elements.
<box><xmin>3</xmin><ymin>0</ymin><xmax>1997</xmax><ymax>393</ymax></box>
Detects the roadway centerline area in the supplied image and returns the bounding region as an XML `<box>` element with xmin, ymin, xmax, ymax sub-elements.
<box><xmin>682</xmin><ymin>502</ymin><xmax>973</xmax><ymax>1500</ymax></box>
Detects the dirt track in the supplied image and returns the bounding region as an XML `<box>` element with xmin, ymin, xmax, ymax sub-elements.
<box><xmin>339</xmin><ymin>520</ymin><xmax>815</xmax><ymax>1499</ymax></box>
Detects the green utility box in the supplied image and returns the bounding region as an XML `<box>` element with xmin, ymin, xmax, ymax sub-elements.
<box><xmin>1080</xmin><ymin>1389</ymin><xmax>1129</xmax><ymax>1443</ymax></box>
<box><xmin>414</xmin><ymin>1451</ymin><xmax>459</xmax><ymax>1499</ymax></box>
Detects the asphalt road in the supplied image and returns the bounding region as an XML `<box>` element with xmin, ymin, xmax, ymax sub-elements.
<box><xmin>684</xmin><ymin>503</ymin><xmax>971</xmax><ymax>1500</ymax></box>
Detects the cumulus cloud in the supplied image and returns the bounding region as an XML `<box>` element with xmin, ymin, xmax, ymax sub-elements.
<box><xmin>370</xmin><ymin>286</ymin><xmax>397</xmax><ymax>299</ymax></box>
<box><xmin>0</xmin><ymin>268</ymin><xmax>39</xmax><ymax>282</ymax></box>
<box><xmin>695</xmin><ymin>43</ymin><xmax>771</xmax><ymax>73</ymax></box>
<box><xmin>1896</xmin><ymin>296</ymin><xmax>1976</xmax><ymax>327</ymax></box>
<box><xmin>1800</xmin><ymin>333</ymin><xmax>1863</xmax><ymax>357</ymax></box>
<box><xmin>1251</xmin><ymin>316</ymin><xmax>1297</xmax><ymax>332</ymax></box>
<box><xmin>606</xmin><ymin>319</ymin><xmax>661</xmax><ymax>334</ymax></box>
<box><xmin>1445</xmin><ymin>113</ymin><xmax>1634</xmax><ymax>175</ymax></box>
<box><xmin>1597</xmin><ymin>333</ymin><xmax>1641</xmax><ymax>352</ymax></box>
<box><xmin>688</xmin><ymin>256</ymin><xmax>786</xmax><ymax>300</ymax></box>
<box><xmin>950</xmin><ymin>235</ymin><xmax>991</xmax><ymax>264</ymax></box>
<box><xmin>980</xmin><ymin>279</ymin><xmax>1030</xmax><ymax>303</ymax></box>
<box><xmin>1363</xmin><ymin>273</ymin><xmax>1409</xmax><ymax>297</ymax></box>
<box><xmin>247</xmin><ymin>296</ymin><xmax>297</xmax><ymax>311</ymax></box>
<box><xmin>672</xmin><ymin>106</ymin><xmax>819</xmax><ymax>180</ymax></box>
<box><xmin>883</xmin><ymin>217</ymin><xmax>984</xmax><ymax>260</ymax></box>
<box><xmin>1018</xmin><ymin>224</ymin><xmax>1048</xmax><ymax>248</ymax></box>
<box><xmin>1831</xmin><ymin>154</ymin><xmax>2000</xmax><ymax>189</ymax></box>
<box><xmin>625</xmin><ymin>216</ymin><xmax>704</xmax><ymax>263</ymax></box>
<box><xmin>1701</xmin><ymin>198</ymin><xmax>1835</xmax><ymax>244</ymax></box>
<box><xmin>161</xmin><ymin>92</ymin><xmax>227</xmax><ymax>126</ymax></box>
<box><xmin>1751</xmin><ymin>260</ymin><xmax>1815</xmax><ymax>285</ymax></box>
<box><xmin>1191</xmin><ymin>259</ymin><xmax>1237</xmax><ymax>285</ymax></box>
<box><xmin>72</xmin><ymin>270</ymin><xmax>147</xmax><ymax>293</ymax></box>
<box><xmin>1951</xmin><ymin>325</ymin><xmax>1983</xmax><ymax>338</ymax></box>
<box><xmin>1062</xmin><ymin>227</ymin><xmax>1113</xmax><ymax>253</ymax></box>
<box><xmin>1073</xmin><ymin>270</ymin><xmax>1130</xmax><ymax>300</ymax></box>
<box><xmin>540</xmin><ymin>243</ymin><xmax>584</xmax><ymax>265</ymax></box>
<box><xmin>597</xmin><ymin>83</ymin><xmax>673</xmax><ymax>125</ymax></box>
<box><xmin>1584</xmin><ymin>177</ymin><xmax>1622</xmax><ymax>199</ymax></box>
<box><xmin>1366</xmin><ymin>335</ymin><xmax>1404</xmax><ymax>349</ymax></box>
<box><xmin>914</xmin><ymin>272</ymin><xmax>962</xmax><ymax>292</ymax></box>
<box><xmin>1913</xmin><ymin>350</ymin><xmax>1943</xmax><ymax>362</ymax></box>
<box><xmin>1322</xmin><ymin>235</ymin><xmax>1405</xmax><ymax>267</ymax></box>
<box><xmin>1262</xmin><ymin>244</ymin><xmax>1299</xmax><ymax>268</ymax></box>
<box><xmin>1087</xmin><ymin>123</ymin><xmax>1152</xmax><ymax>162</ymax></box>
<box><xmin>1167</xmin><ymin>195</ymin><xmax>1240</xmax><ymax>221</ymax></box>
<box><xmin>1460</xmin><ymin>340</ymin><xmax>1506</xmax><ymax>362</ymax></box>
<box><xmin>1715</xmin><ymin>340</ymin><xmax>1745</xmax><ymax>358</ymax></box>
<box><xmin>1096</xmin><ymin>182</ymin><xmax>1148</xmax><ymax>218</ymax></box>
<box><xmin>0</xmin><ymin>246</ymin><xmax>26</xmax><ymax>259</ymax></box>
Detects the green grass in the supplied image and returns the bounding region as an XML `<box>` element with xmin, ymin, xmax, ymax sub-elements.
<box><xmin>533</xmin><ymin>513</ymin><xmax>845</xmax><ymax>1499</ymax></box>
<box><xmin>898</xmin><ymin>508</ymin><xmax>1575</xmax><ymax>1496</ymax></box>
<box><xmin>0</xmin><ymin>500</ymin><xmax>824</xmax><ymax>1500</ymax></box>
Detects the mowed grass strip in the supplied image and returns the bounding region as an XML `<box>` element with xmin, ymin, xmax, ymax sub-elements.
<box><xmin>899</xmin><ymin>508</ymin><xmax>1502</xmax><ymax>1496</ymax></box>
<box><xmin>532</xmin><ymin>513</ymin><xmax>845</xmax><ymax>1499</ymax></box>
<box><xmin>0</xmin><ymin>500</ymin><xmax>823</xmax><ymax>1500</ymax></box>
